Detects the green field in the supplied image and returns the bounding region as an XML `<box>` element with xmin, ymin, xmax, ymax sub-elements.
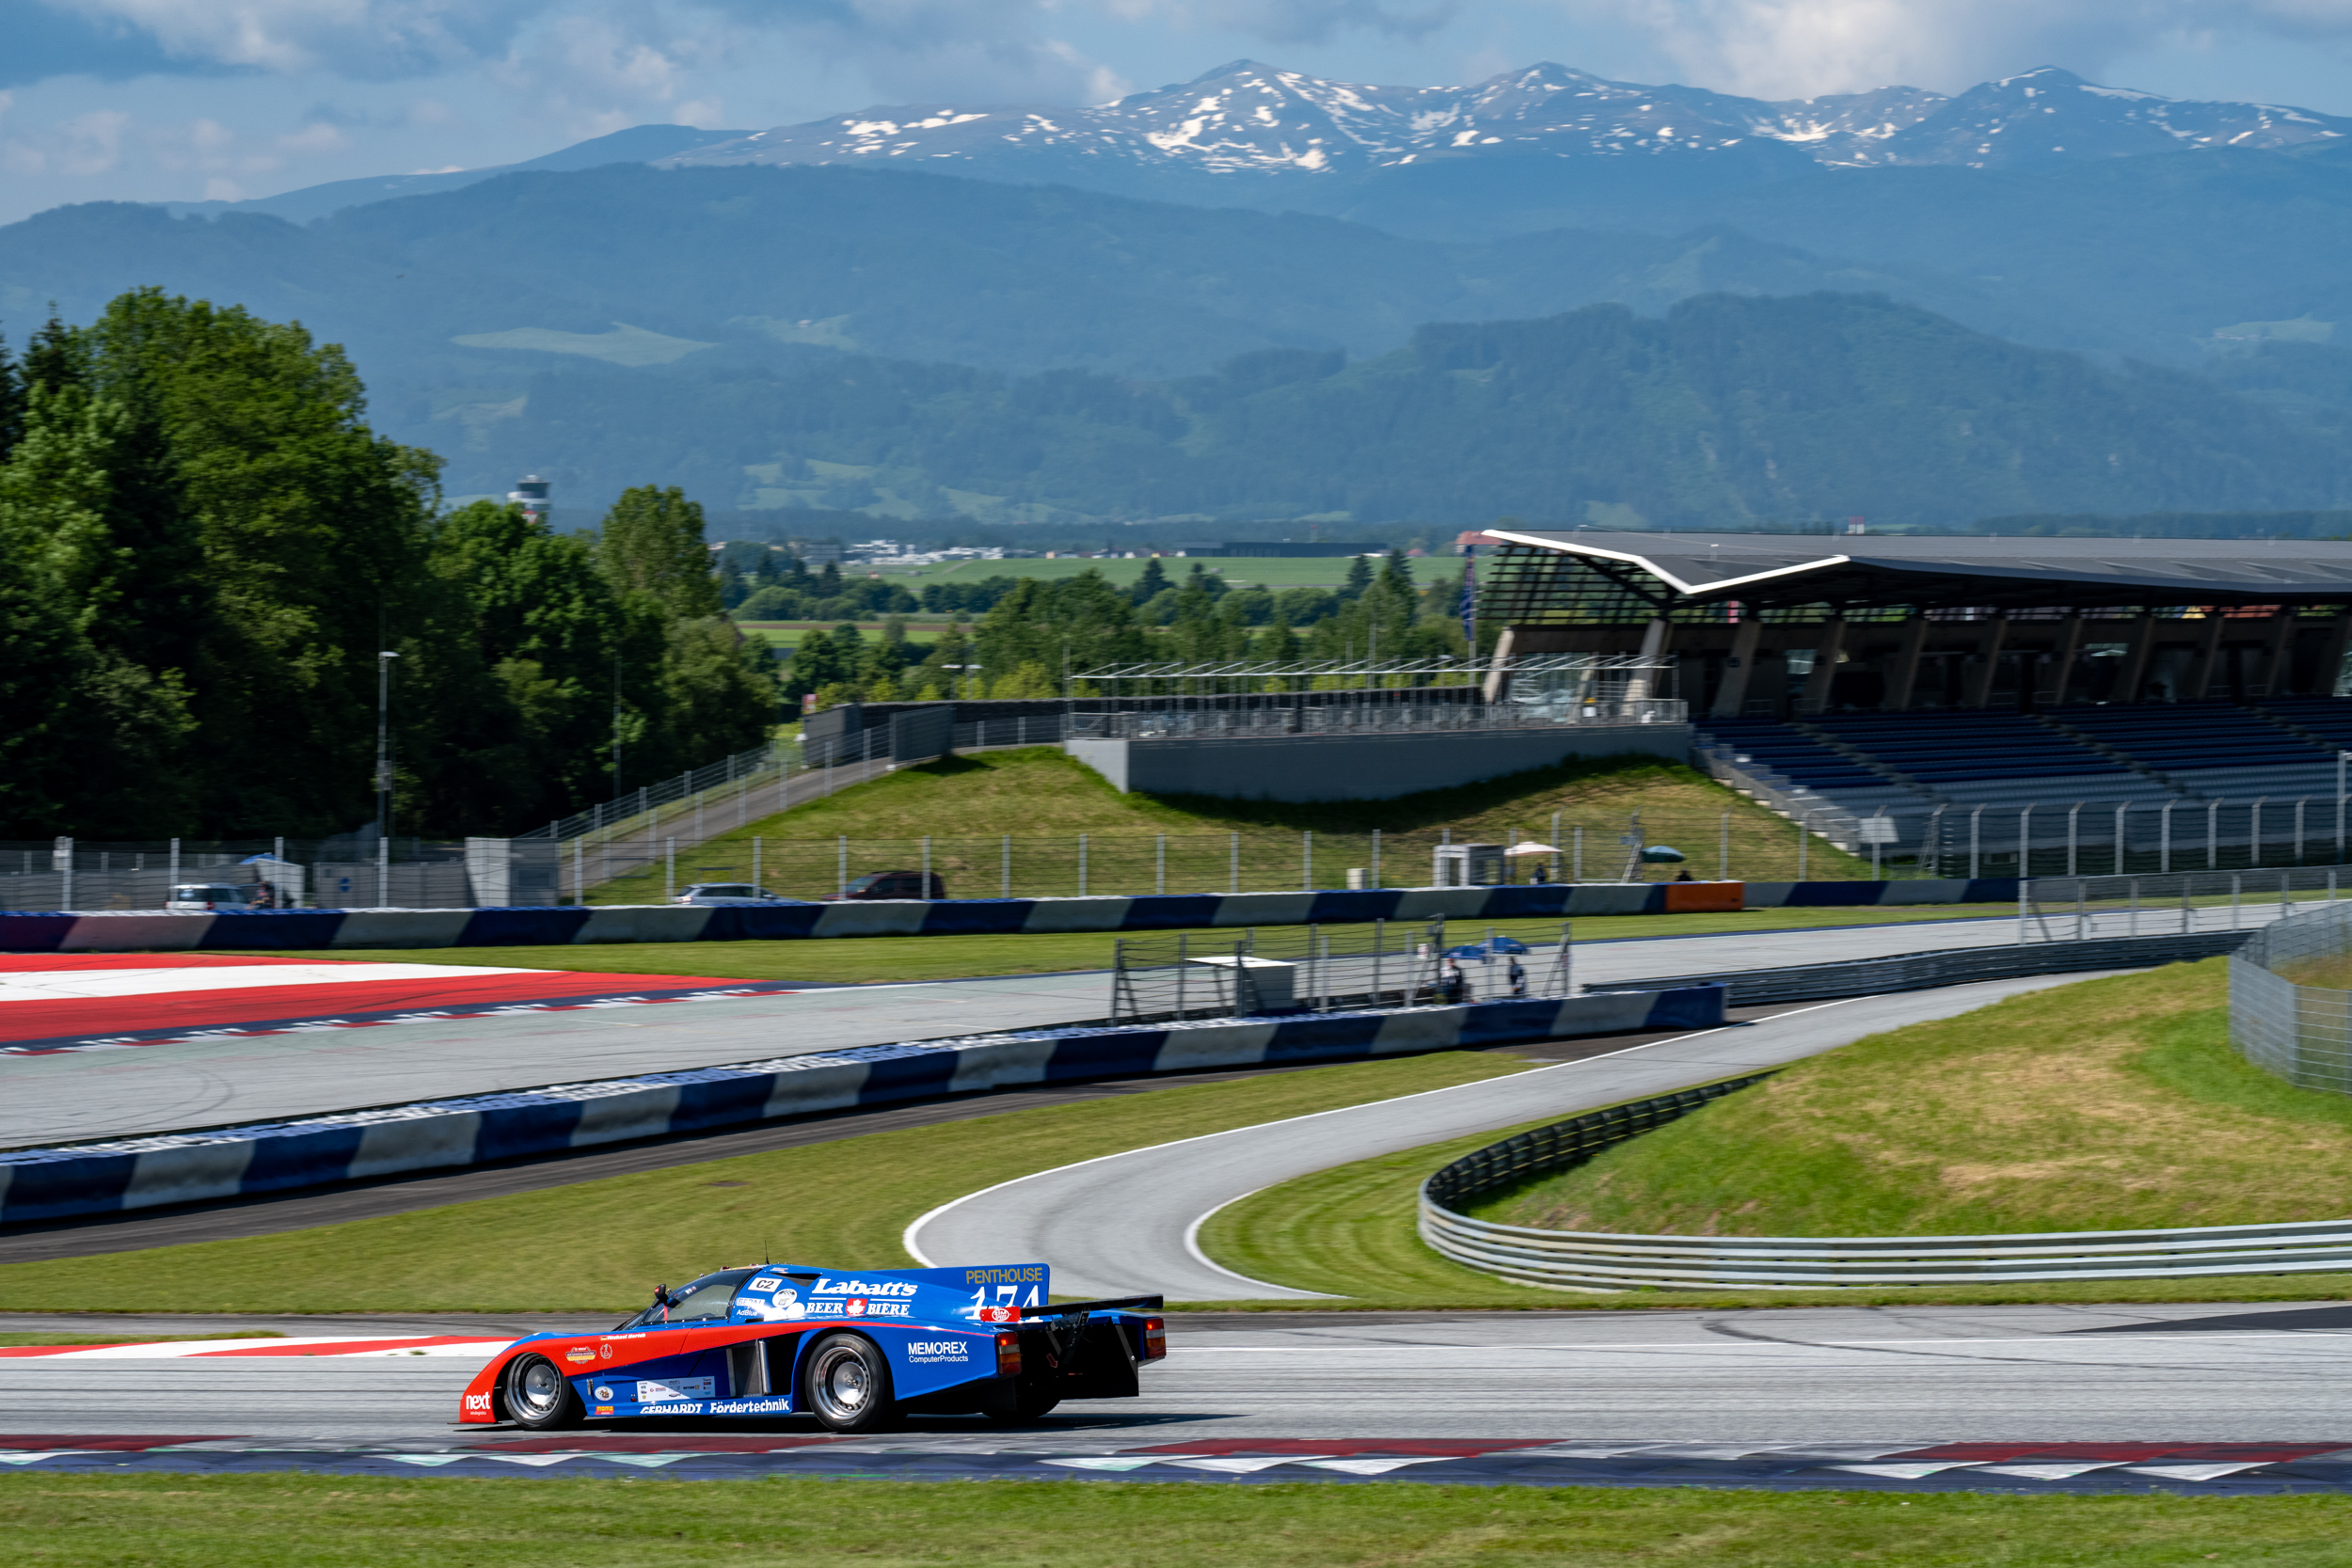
<box><xmin>12</xmin><ymin>1473</ymin><xmax>2346</xmax><ymax>1568</ymax></box>
<box><xmin>885</xmin><ymin>555</ymin><xmax>1373</xmax><ymax>589</ymax></box>
<box><xmin>0</xmin><ymin>1053</ymin><xmax>1525</xmax><ymax>1314</ymax></box>
<box><xmin>580</xmin><ymin>747</ymin><xmax>1879</xmax><ymax>906</ymax></box>
<box><xmin>737</xmin><ymin>620</ymin><xmax>959</xmax><ymax>650</ymax></box>
<box><xmin>1198</xmin><ymin>958</ymin><xmax>2352</xmax><ymax>1309</ymax></box>
<box><xmin>1476</xmin><ymin>958</ymin><xmax>2352</xmax><ymax>1238</ymax></box>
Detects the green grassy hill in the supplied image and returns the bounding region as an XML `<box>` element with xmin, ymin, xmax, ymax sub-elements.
<box><xmin>588</xmin><ymin>746</ymin><xmax>1870</xmax><ymax>903</ymax></box>
<box><xmin>1476</xmin><ymin>959</ymin><xmax>2352</xmax><ymax>1238</ymax></box>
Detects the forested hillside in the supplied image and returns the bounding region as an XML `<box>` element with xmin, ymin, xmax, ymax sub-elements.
<box><xmin>0</xmin><ymin>292</ymin><xmax>776</xmax><ymax>839</ymax></box>
<box><xmin>457</xmin><ymin>293</ymin><xmax>2352</xmax><ymax>530</ymax></box>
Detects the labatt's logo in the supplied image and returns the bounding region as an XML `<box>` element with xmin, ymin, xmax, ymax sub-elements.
<box><xmin>813</xmin><ymin>1276</ymin><xmax>917</xmax><ymax>1298</ymax></box>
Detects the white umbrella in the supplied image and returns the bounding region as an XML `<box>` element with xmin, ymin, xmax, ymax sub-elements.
<box><xmin>1503</xmin><ymin>841</ymin><xmax>1560</xmax><ymax>856</ymax></box>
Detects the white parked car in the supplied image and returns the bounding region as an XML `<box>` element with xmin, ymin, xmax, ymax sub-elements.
<box><xmin>167</xmin><ymin>883</ymin><xmax>252</xmax><ymax>911</ymax></box>
<box><xmin>672</xmin><ymin>882</ymin><xmax>800</xmax><ymax>906</ymax></box>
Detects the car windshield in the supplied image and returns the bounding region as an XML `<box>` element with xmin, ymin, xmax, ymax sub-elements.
<box><xmin>700</xmin><ymin>885</ymin><xmax>753</xmax><ymax>898</ymax></box>
<box><xmin>844</xmin><ymin>874</ymin><xmax>887</xmax><ymax>892</ymax></box>
<box><xmin>171</xmin><ymin>886</ymin><xmax>238</xmax><ymax>900</ymax></box>
<box><xmin>619</xmin><ymin>1268</ymin><xmax>762</xmax><ymax>1329</ymax></box>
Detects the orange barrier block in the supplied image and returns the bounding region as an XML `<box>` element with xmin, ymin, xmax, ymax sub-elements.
<box><xmin>1661</xmin><ymin>881</ymin><xmax>1744</xmax><ymax>913</ymax></box>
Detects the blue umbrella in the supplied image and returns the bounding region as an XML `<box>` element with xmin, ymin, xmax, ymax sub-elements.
<box><xmin>1640</xmin><ymin>844</ymin><xmax>1687</xmax><ymax>863</ymax></box>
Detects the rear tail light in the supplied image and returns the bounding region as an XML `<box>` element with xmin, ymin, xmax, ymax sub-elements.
<box><xmin>1142</xmin><ymin>1316</ymin><xmax>1166</xmax><ymax>1362</ymax></box>
<box><xmin>994</xmin><ymin>1331</ymin><xmax>1022</xmax><ymax>1378</ymax></box>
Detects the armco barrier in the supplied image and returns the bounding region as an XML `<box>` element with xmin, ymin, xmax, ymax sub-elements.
<box><xmin>1595</xmin><ymin>928</ymin><xmax>2252</xmax><ymax>1006</ymax></box>
<box><xmin>1419</xmin><ymin>1072</ymin><xmax>2352</xmax><ymax>1289</ymax></box>
<box><xmin>0</xmin><ymin>986</ymin><xmax>1726</xmax><ymax>1225</ymax></box>
<box><xmin>0</xmin><ymin>879</ymin><xmax>2023</xmax><ymax>953</ymax></box>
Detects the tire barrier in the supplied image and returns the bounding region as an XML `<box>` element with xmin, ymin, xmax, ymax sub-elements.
<box><xmin>1593</xmin><ymin>927</ymin><xmax>2253</xmax><ymax>1007</ymax></box>
<box><xmin>0</xmin><ymin>878</ymin><xmax>2024</xmax><ymax>953</ymax></box>
<box><xmin>1419</xmin><ymin>1059</ymin><xmax>2352</xmax><ymax>1292</ymax></box>
<box><xmin>0</xmin><ymin>985</ymin><xmax>1726</xmax><ymax>1226</ymax></box>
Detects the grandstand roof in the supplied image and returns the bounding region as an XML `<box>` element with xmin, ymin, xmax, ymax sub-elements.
<box><xmin>1482</xmin><ymin>531</ymin><xmax>2352</xmax><ymax>612</ymax></box>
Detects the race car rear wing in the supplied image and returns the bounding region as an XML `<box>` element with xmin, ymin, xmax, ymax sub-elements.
<box><xmin>1020</xmin><ymin>1294</ymin><xmax>1165</xmax><ymax>1318</ymax></box>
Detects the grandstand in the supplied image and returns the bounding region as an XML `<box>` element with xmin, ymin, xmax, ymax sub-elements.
<box><xmin>1477</xmin><ymin>532</ymin><xmax>2352</xmax><ymax>849</ymax></box>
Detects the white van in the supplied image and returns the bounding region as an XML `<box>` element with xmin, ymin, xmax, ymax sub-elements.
<box><xmin>167</xmin><ymin>883</ymin><xmax>252</xmax><ymax>911</ymax></box>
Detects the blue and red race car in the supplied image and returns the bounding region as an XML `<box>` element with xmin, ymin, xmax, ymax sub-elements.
<box><xmin>460</xmin><ymin>1261</ymin><xmax>1165</xmax><ymax>1433</ymax></box>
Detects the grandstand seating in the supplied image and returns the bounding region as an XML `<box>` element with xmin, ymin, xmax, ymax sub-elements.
<box><xmin>1692</xmin><ymin>718</ymin><xmax>1923</xmax><ymax>818</ymax></box>
<box><xmin>1810</xmin><ymin>711</ymin><xmax>2175</xmax><ymax>808</ymax></box>
<box><xmin>1698</xmin><ymin>701</ymin><xmax>2352</xmax><ymax>832</ymax></box>
<box><xmin>2054</xmin><ymin>701</ymin><xmax>2341</xmax><ymax>800</ymax></box>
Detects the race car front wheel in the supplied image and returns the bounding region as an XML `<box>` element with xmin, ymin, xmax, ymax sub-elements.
<box><xmin>801</xmin><ymin>1332</ymin><xmax>896</xmax><ymax>1433</ymax></box>
<box><xmin>504</xmin><ymin>1354</ymin><xmax>585</xmax><ymax>1430</ymax></box>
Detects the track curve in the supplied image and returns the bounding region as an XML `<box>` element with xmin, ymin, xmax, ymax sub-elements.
<box><xmin>906</xmin><ymin>972</ymin><xmax>2129</xmax><ymax>1301</ymax></box>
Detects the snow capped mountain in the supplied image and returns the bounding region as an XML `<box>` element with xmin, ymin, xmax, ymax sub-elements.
<box><xmin>664</xmin><ymin>61</ymin><xmax>2352</xmax><ymax>181</ymax></box>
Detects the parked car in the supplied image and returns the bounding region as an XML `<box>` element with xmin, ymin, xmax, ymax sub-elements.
<box><xmin>166</xmin><ymin>883</ymin><xmax>253</xmax><ymax>911</ymax></box>
<box><xmin>823</xmin><ymin>870</ymin><xmax>946</xmax><ymax>901</ymax></box>
<box><xmin>673</xmin><ymin>883</ymin><xmax>800</xmax><ymax>906</ymax></box>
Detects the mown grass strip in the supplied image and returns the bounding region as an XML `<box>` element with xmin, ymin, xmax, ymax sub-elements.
<box><xmin>1483</xmin><ymin>959</ymin><xmax>2352</xmax><ymax>1238</ymax></box>
<box><xmin>0</xmin><ymin>1053</ymin><xmax>1529</xmax><ymax>1315</ymax></box>
<box><xmin>4</xmin><ymin>1473</ymin><xmax>2350</xmax><ymax>1567</ymax></box>
<box><xmin>1194</xmin><ymin>961</ymin><xmax>2352</xmax><ymax>1311</ymax></box>
<box><xmin>215</xmin><ymin>903</ymin><xmax>2019</xmax><ymax>985</ymax></box>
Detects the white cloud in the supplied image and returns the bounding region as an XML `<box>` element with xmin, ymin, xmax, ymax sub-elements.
<box><xmin>1557</xmin><ymin>0</ymin><xmax>2352</xmax><ymax>98</ymax></box>
<box><xmin>40</xmin><ymin>0</ymin><xmax>542</xmax><ymax>77</ymax></box>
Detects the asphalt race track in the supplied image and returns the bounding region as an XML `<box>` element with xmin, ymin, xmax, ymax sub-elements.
<box><xmin>909</xmin><ymin>973</ymin><xmax>2125</xmax><ymax>1300</ymax></box>
<box><xmin>4</xmin><ymin>1302</ymin><xmax>2352</xmax><ymax>1493</ymax></box>
<box><xmin>2</xmin><ymin>911</ymin><xmax>2167</xmax><ymax>1147</ymax></box>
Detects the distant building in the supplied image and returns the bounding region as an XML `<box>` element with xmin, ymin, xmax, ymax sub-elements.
<box><xmin>507</xmin><ymin>474</ymin><xmax>550</xmax><ymax>525</ymax></box>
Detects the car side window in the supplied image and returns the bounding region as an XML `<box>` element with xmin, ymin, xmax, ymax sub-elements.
<box><xmin>666</xmin><ymin>1268</ymin><xmax>762</xmax><ymax>1322</ymax></box>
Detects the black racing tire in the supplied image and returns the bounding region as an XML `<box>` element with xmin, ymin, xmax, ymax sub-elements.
<box><xmin>799</xmin><ymin>1332</ymin><xmax>897</xmax><ymax>1433</ymax></box>
<box><xmin>504</xmin><ymin>1354</ymin><xmax>586</xmax><ymax>1431</ymax></box>
<box><xmin>984</xmin><ymin>1390</ymin><xmax>1061</xmax><ymax>1423</ymax></box>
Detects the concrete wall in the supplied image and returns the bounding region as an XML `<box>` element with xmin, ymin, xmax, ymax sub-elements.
<box><xmin>1065</xmin><ymin>724</ymin><xmax>1693</xmax><ymax>801</ymax></box>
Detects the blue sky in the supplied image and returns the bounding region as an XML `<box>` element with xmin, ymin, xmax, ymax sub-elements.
<box><xmin>5</xmin><ymin>0</ymin><xmax>2352</xmax><ymax>224</ymax></box>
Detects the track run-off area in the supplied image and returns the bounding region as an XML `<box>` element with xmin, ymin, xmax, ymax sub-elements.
<box><xmin>7</xmin><ymin>905</ymin><xmax>2351</xmax><ymax>1497</ymax></box>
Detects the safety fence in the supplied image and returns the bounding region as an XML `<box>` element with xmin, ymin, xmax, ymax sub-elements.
<box><xmin>1107</xmin><ymin>922</ymin><xmax>1569</xmax><ymax>1023</ymax></box>
<box><xmin>1420</xmin><ymin>1074</ymin><xmax>2352</xmax><ymax>1289</ymax></box>
<box><xmin>2017</xmin><ymin>868</ymin><xmax>2351</xmax><ymax>945</ymax></box>
<box><xmin>567</xmin><ymin>803</ymin><xmax>1910</xmax><ymax>906</ymax></box>
<box><xmin>2231</xmin><ymin>899</ymin><xmax>2352</xmax><ymax>1097</ymax></box>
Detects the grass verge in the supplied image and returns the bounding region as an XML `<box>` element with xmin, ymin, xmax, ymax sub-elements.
<box><xmin>215</xmin><ymin>902</ymin><xmax>2019</xmax><ymax>985</ymax></box>
<box><xmin>1195</xmin><ymin>958</ymin><xmax>2352</xmax><ymax>1310</ymax></box>
<box><xmin>0</xmin><ymin>1053</ymin><xmax>1528</xmax><ymax>1314</ymax></box>
<box><xmin>581</xmin><ymin>746</ymin><xmax>1876</xmax><ymax>903</ymax></box>
<box><xmin>8</xmin><ymin>1474</ymin><xmax>2352</xmax><ymax>1567</ymax></box>
<box><xmin>1480</xmin><ymin>958</ymin><xmax>2352</xmax><ymax>1237</ymax></box>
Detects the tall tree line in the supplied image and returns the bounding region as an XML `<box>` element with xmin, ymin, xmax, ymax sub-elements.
<box><xmin>0</xmin><ymin>291</ymin><xmax>775</xmax><ymax>840</ymax></box>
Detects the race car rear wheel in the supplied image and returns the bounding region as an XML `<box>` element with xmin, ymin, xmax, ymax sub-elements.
<box><xmin>504</xmin><ymin>1354</ymin><xmax>585</xmax><ymax>1430</ymax></box>
<box><xmin>801</xmin><ymin>1332</ymin><xmax>896</xmax><ymax>1433</ymax></box>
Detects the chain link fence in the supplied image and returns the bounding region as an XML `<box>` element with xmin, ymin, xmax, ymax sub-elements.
<box><xmin>2231</xmin><ymin>899</ymin><xmax>2352</xmax><ymax>1097</ymax></box>
<box><xmin>2015</xmin><ymin>868</ymin><xmax>2352</xmax><ymax>945</ymax></box>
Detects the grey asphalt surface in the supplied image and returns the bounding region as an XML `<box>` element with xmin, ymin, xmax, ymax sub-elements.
<box><xmin>910</xmin><ymin>972</ymin><xmax>2132</xmax><ymax>1301</ymax></box>
<box><xmin>0</xmin><ymin>968</ymin><xmax>1113</xmax><ymax>1147</ymax></box>
<box><xmin>5</xmin><ymin>911</ymin><xmax>2153</xmax><ymax>1148</ymax></box>
<box><xmin>7</xmin><ymin>1300</ymin><xmax>2350</xmax><ymax>1445</ymax></box>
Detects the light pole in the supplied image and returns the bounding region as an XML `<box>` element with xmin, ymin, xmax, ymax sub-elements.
<box><xmin>2338</xmin><ymin>751</ymin><xmax>2350</xmax><ymax>862</ymax></box>
<box><xmin>374</xmin><ymin>651</ymin><xmax>401</xmax><ymax>840</ymax></box>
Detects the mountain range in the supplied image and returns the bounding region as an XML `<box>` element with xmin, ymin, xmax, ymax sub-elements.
<box><xmin>180</xmin><ymin>60</ymin><xmax>2352</xmax><ymax>232</ymax></box>
<box><xmin>8</xmin><ymin>59</ymin><xmax>2352</xmax><ymax>528</ymax></box>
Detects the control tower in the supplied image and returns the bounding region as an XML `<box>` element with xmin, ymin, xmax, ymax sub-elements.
<box><xmin>507</xmin><ymin>474</ymin><xmax>551</xmax><ymax>525</ymax></box>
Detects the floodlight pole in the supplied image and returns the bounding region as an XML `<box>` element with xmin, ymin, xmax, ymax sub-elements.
<box><xmin>2339</xmin><ymin>752</ymin><xmax>2350</xmax><ymax>862</ymax></box>
<box><xmin>374</xmin><ymin>651</ymin><xmax>401</xmax><ymax>841</ymax></box>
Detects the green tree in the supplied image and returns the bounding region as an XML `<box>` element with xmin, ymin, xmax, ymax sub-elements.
<box><xmin>1129</xmin><ymin>556</ymin><xmax>1170</xmax><ymax>605</ymax></box>
<box><xmin>596</xmin><ymin>485</ymin><xmax>722</xmax><ymax>619</ymax></box>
